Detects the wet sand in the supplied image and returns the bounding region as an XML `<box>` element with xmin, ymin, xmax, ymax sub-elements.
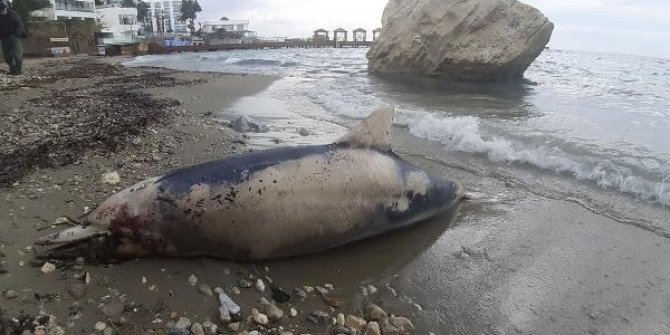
<box><xmin>2</xmin><ymin>56</ymin><xmax>670</xmax><ymax>335</ymax></box>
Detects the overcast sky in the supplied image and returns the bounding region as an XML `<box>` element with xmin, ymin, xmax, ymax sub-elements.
<box><xmin>197</xmin><ymin>0</ymin><xmax>670</xmax><ymax>58</ymax></box>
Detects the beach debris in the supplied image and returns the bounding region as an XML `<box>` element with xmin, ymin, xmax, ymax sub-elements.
<box><xmin>188</xmin><ymin>274</ymin><xmax>198</xmax><ymax>286</ymax></box>
<box><xmin>40</xmin><ymin>262</ymin><xmax>56</xmax><ymax>274</ymax></box>
<box><xmin>232</xmin><ymin>115</ymin><xmax>270</xmax><ymax>133</ymax></box>
<box><xmin>218</xmin><ymin>292</ymin><xmax>241</xmax><ymax>315</ymax></box>
<box><xmin>101</xmin><ymin>171</ymin><xmax>121</xmax><ymax>185</ymax></box>
<box><xmin>266</xmin><ymin>304</ymin><xmax>284</xmax><ymax>322</ymax></box>
<box><xmin>364</xmin><ymin>304</ymin><xmax>388</xmax><ymax>321</ymax></box>
<box><xmin>197</xmin><ymin>283</ymin><xmax>213</xmax><ymax>296</ymax></box>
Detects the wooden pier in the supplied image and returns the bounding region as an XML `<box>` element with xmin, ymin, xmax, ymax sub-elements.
<box><xmin>159</xmin><ymin>40</ymin><xmax>374</xmax><ymax>53</ymax></box>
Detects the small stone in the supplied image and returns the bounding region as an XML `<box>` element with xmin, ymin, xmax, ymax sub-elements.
<box><xmin>231</xmin><ymin>287</ymin><xmax>241</xmax><ymax>295</ymax></box>
<box><xmin>103</xmin><ymin>328</ymin><xmax>116</xmax><ymax>335</ymax></box>
<box><xmin>251</xmin><ymin>308</ymin><xmax>269</xmax><ymax>326</ymax></box>
<box><xmin>101</xmin><ymin>171</ymin><xmax>121</xmax><ymax>185</ymax></box>
<box><xmin>74</xmin><ymin>257</ymin><xmax>86</xmax><ymax>266</ymax></box>
<box><xmin>4</xmin><ymin>289</ymin><xmax>19</xmax><ymax>299</ymax></box>
<box><xmin>18</xmin><ymin>260</ymin><xmax>24</xmax><ymax>267</ymax></box>
<box><xmin>94</xmin><ymin>321</ymin><xmax>107</xmax><ymax>331</ymax></box>
<box><xmin>267</xmin><ymin>304</ymin><xmax>284</xmax><ymax>322</ymax></box>
<box><xmin>315</xmin><ymin>285</ymin><xmax>328</xmax><ymax>295</ymax></box>
<box><xmin>198</xmin><ymin>283</ymin><xmax>213</xmax><ymax>296</ymax></box>
<box><xmin>142</xmin><ymin>276</ymin><xmax>147</xmax><ymax>284</ymax></box>
<box><xmin>336</xmin><ymin>313</ymin><xmax>345</xmax><ymax>327</ymax></box>
<box><xmin>289</xmin><ymin>307</ymin><xmax>298</xmax><ymax>317</ymax></box>
<box><xmin>259</xmin><ymin>296</ymin><xmax>270</xmax><ymax>305</ymax></box>
<box><xmin>219</xmin><ymin>292</ymin><xmax>241</xmax><ymax>314</ymax></box>
<box><xmin>332</xmin><ymin>325</ymin><xmax>352</xmax><ymax>335</ymax></box>
<box><xmin>41</xmin><ymin>262</ymin><xmax>56</xmax><ymax>274</ymax></box>
<box><xmin>219</xmin><ymin>305</ymin><xmax>232</xmax><ymax>323</ymax></box>
<box><xmin>175</xmin><ymin>317</ymin><xmax>192</xmax><ymax>330</ymax></box>
<box><xmin>311</xmin><ymin>310</ymin><xmax>330</xmax><ymax>323</ymax></box>
<box><xmin>298</xmin><ymin>127</ymin><xmax>309</xmax><ymax>136</ymax></box>
<box><xmin>227</xmin><ymin>322</ymin><xmax>240</xmax><ymax>332</ymax></box>
<box><xmin>390</xmin><ymin>316</ymin><xmax>415</xmax><ymax>332</ymax></box>
<box><xmin>346</xmin><ymin>315</ymin><xmax>367</xmax><ymax>331</ymax></box>
<box><xmin>33</xmin><ymin>327</ymin><xmax>47</xmax><ymax>335</ymax></box>
<box><xmin>293</xmin><ymin>287</ymin><xmax>307</xmax><ymax>299</ymax></box>
<box><xmin>363</xmin><ymin>321</ymin><xmax>381</xmax><ymax>335</ymax></box>
<box><xmin>191</xmin><ymin>322</ymin><xmax>205</xmax><ymax>335</ymax></box>
<box><xmin>364</xmin><ymin>304</ymin><xmax>388</xmax><ymax>321</ymax></box>
<box><xmin>239</xmin><ymin>278</ymin><xmax>252</xmax><ymax>288</ymax></box>
<box><xmin>381</xmin><ymin>318</ymin><xmax>401</xmax><ymax>335</ymax></box>
<box><xmin>48</xmin><ymin>326</ymin><xmax>65</xmax><ymax>335</ymax></box>
<box><xmin>213</xmin><ymin>287</ymin><xmax>224</xmax><ymax>295</ymax></box>
<box><xmin>303</xmin><ymin>286</ymin><xmax>314</xmax><ymax>293</ymax></box>
<box><xmin>255</xmin><ymin>278</ymin><xmax>265</xmax><ymax>292</ymax></box>
<box><xmin>324</xmin><ymin>283</ymin><xmax>334</xmax><ymax>290</ymax></box>
<box><xmin>188</xmin><ymin>274</ymin><xmax>198</xmax><ymax>286</ymax></box>
<box><xmin>201</xmin><ymin>321</ymin><xmax>218</xmax><ymax>335</ymax></box>
<box><xmin>66</xmin><ymin>282</ymin><xmax>87</xmax><ymax>299</ymax></box>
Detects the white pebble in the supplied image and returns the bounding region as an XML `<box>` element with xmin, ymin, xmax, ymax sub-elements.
<box><xmin>255</xmin><ymin>279</ymin><xmax>265</xmax><ymax>292</ymax></box>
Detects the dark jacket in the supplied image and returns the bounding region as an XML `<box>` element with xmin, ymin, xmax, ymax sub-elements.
<box><xmin>0</xmin><ymin>10</ymin><xmax>25</xmax><ymax>39</ymax></box>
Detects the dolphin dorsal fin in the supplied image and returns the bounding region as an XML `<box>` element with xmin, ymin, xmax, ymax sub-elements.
<box><xmin>336</xmin><ymin>106</ymin><xmax>395</xmax><ymax>152</ymax></box>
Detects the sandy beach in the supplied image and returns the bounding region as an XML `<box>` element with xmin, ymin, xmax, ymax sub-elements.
<box><xmin>2</xmin><ymin>55</ymin><xmax>670</xmax><ymax>335</ymax></box>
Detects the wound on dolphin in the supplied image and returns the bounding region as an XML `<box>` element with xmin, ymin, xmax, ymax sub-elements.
<box><xmin>34</xmin><ymin>106</ymin><xmax>465</xmax><ymax>261</ymax></box>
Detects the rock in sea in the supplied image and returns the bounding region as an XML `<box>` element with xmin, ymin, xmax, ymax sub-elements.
<box><xmin>232</xmin><ymin>115</ymin><xmax>270</xmax><ymax>133</ymax></box>
<box><xmin>367</xmin><ymin>0</ymin><xmax>554</xmax><ymax>82</ymax></box>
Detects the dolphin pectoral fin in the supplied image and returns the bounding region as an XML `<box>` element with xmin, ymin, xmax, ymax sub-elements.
<box><xmin>35</xmin><ymin>225</ymin><xmax>110</xmax><ymax>247</ymax></box>
<box><xmin>336</xmin><ymin>106</ymin><xmax>395</xmax><ymax>152</ymax></box>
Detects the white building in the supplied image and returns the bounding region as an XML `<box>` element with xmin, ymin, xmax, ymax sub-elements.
<box><xmin>33</xmin><ymin>0</ymin><xmax>97</xmax><ymax>21</ymax></box>
<box><xmin>201</xmin><ymin>19</ymin><xmax>249</xmax><ymax>34</ymax></box>
<box><xmin>96</xmin><ymin>7</ymin><xmax>138</xmax><ymax>45</ymax></box>
<box><xmin>146</xmin><ymin>0</ymin><xmax>188</xmax><ymax>35</ymax></box>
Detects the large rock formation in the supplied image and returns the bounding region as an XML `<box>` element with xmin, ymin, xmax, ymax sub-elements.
<box><xmin>366</xmin><ymin>0</ymin><xmax>554</xmax><ymax>82</ymax></box>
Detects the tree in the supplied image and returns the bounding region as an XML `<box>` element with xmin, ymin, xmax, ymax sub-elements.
<box><xmin>179</xmin><ymin>0</ymin><xmax>202</xmax><ymax>36</ymax></box>
<box><xmin>120</xmin><ymin>0</ymin><xmax>136</xmax><ymax>8</ymax></box>
<box><xmin>10</xmin><ymin>0</ymin><xmax>52</xmax><ymax>22</ymax></box>
<box><xmin>136</xmin><ymin>1</ymin><xmax>150</xmax><ymax>24</ymax></box>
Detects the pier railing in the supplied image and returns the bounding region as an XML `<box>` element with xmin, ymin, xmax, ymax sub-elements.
<box><xmin>158</xmin><ymin>41</ymin><xmax>373</xmax><ymax>53</ymax></box>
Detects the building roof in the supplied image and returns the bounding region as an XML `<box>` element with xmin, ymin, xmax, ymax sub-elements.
<box><xmin>334</xmin><ymin>28</ymin><xmax>347</xmax><ymax>32</ymax></box>
<box><xmin>314</xmin><ymin>28</ymin><xmax>328</xmax><ymax>33</ymax></box>
<box><xmin>353</xmin><ymin>28</ymin><xmax>366</xmax><ymax>32</ymax></box>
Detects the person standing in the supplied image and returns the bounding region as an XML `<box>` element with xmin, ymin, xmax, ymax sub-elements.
<box><xmin>0</xmin><ymin>0</ymin><xmax>26</xmax><ymax>75</ymax></box>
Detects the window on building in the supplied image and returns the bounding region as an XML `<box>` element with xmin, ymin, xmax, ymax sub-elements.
<box><xmin>237</xmin><ymin>25</ymin><xmax>244</xmax><ymax>31</ymax></box>
<box><xmin>119</xmin><ymin>14</ymin><xmax>137</xmax><ymax>25</ymax></box>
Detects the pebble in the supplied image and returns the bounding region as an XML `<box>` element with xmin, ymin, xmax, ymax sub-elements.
<box><xmin>213</xmin><ymin>287</ymin><xmax>223</xmax><ymax>295</ymax></box>
<box><xmin>364</xmin><ymin>304</ymin><xmax>388</xmax><ymax>321</ymax></box>
<box><xmin>218</xmin><ymin>292</ymin><xmax>241</xmax><ymax>314</ymax></box>
<box><xmin>75</xmin><ymin>257</ymin><xmax>86</xmax><ymax>266</ymax></box>
<box><xmin>298</xmin><ymin>127</ymin><xmax>309</xmax><ymax>136</ymax></box>
<box><xmin>48</xmin><ymin>326</ymin><xmax>65</xmax><ymax>335</ymax></box>
<box><xmin>197</xmin><ymin>283</ymin><xmax>213</xmax><ymax>296</ymax></box>
<box><xmin>324</xmin><ymin>283</ymin><xmax>334</xmax><ymax>290</ymax></box>
<box><xmin>175</xmin><ymin>317</ymin><xmax>192</xmax><ymax>330</ymax></box>
<box><xmin>231</xmin><ymin>287</ymin><xmax>241</xmax><ymax>295</ymax></box>
<box><xmin>188</xmin><ymin>274</ymin><xmax>198</xmax><ymax>286</ymax></box>
<box><xmin>41</xmin><ymin>262</ymin><xmax>56</xmax><ymax>274</ymax></box>
<box><xmin>267</xmin><ymin>304</ymin><xmax>284</xmax><ymax>322</ymax></box>
<box><xmin>201</xmin><ymin>321</ymin><xmax>218</xmax><ymax>335</ymax></box>
<box><xmin>239</xmin><ymin>278</ymin><xmax>252</xmax><ymax>288</ymax></box>
<box><xmin>363</xmin><ymin>321</ymin><xmax>381</xmax><ymax>335</ymax></box>
<box><xmin>101</xmin><ymin>171</ymin><xmax>121</xmax><ymax>185</ymax></box>
<box><xmin>293</xmin><ymin>287</ymin><xmax>307</xmax><ymax>299</ymax></box>
<box><xmin>33</xmin><ymin>327</ymin><xmax>47</xmax><ymax>335</ymax></box>
<box><xmin>103</xmin><ymin>328</ymin><xmax>116</xmax><ymax>335</ymax></box>
<box><xmin>219</xmin><ymin>305</ymin><xmax>232</xmax><ymax>323</ymax></box>
<box><xmin>227</xmin><ymin>322</ymin><xmax>240</xmax><ymax>332</ymax></box>
<box><xmin>390</xmin><ymin>316</ymin><xmax>415</xmax><ymax>332</ymax></box>
<box><xmin>101</xmin><ymin>300</ymin><xmax>125</xmax><ymax>318</ymax></box>
<box><xmin>336</xmin><ymin>313</ymin><xmax>345</xmax><ymax>327</ymax></box>
<box><xmin>251</xmin><ymin>308</ymin><xmax>269</xmax><ymax>326</ymax></box>
<box><xmin>255</xmin><ymin>278</ymin><xmax>266</xmax><ymax>292</ymax></box>
<box><xmin>346</xmin><ymin>315</ymin><xmax>367</xmax><ymax>331</ymax></box>
<box><xmin>289</xmin><ymin>307</ymin><xmax>298</xmax><ymax>317</ymax></box>
<box><xmin>94</xmin><ymin>321</ymin><xmax>107</xmax><ymax>331</ymax></box>
<box><xmin>191</xmin><ymin>323</ymin><xmax>205</xmax><ymax>335</ymax></box>
<box><xmin>315</xmin><ymin>285</ymin><xmax>328</xmax><ymax>295</ymax></box>
<box><xmin>311</xmin><ymin>310</ymin><xmax>330</xmax><ymax>324</ymax></box>
<box><xmin>366</xmin><ymin>284</ymin><xmax>378</xmax><ymax>295</ymax></box>
<box><xmin>4</xmin><ymin>289</ymin><xmax>19</xmax><ymax>299</ymax></box>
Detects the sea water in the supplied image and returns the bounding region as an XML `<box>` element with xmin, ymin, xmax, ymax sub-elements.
<box><xmin>126</xmin><ymin>48</ymin><xmax>670</xmax><ymax>209</ymax></box>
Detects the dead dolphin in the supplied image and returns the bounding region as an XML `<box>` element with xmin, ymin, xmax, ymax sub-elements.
<box><xmin>35</xmin><ymin>107</ymin><xmax>464</xmax><ymax>260</ymax></box>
